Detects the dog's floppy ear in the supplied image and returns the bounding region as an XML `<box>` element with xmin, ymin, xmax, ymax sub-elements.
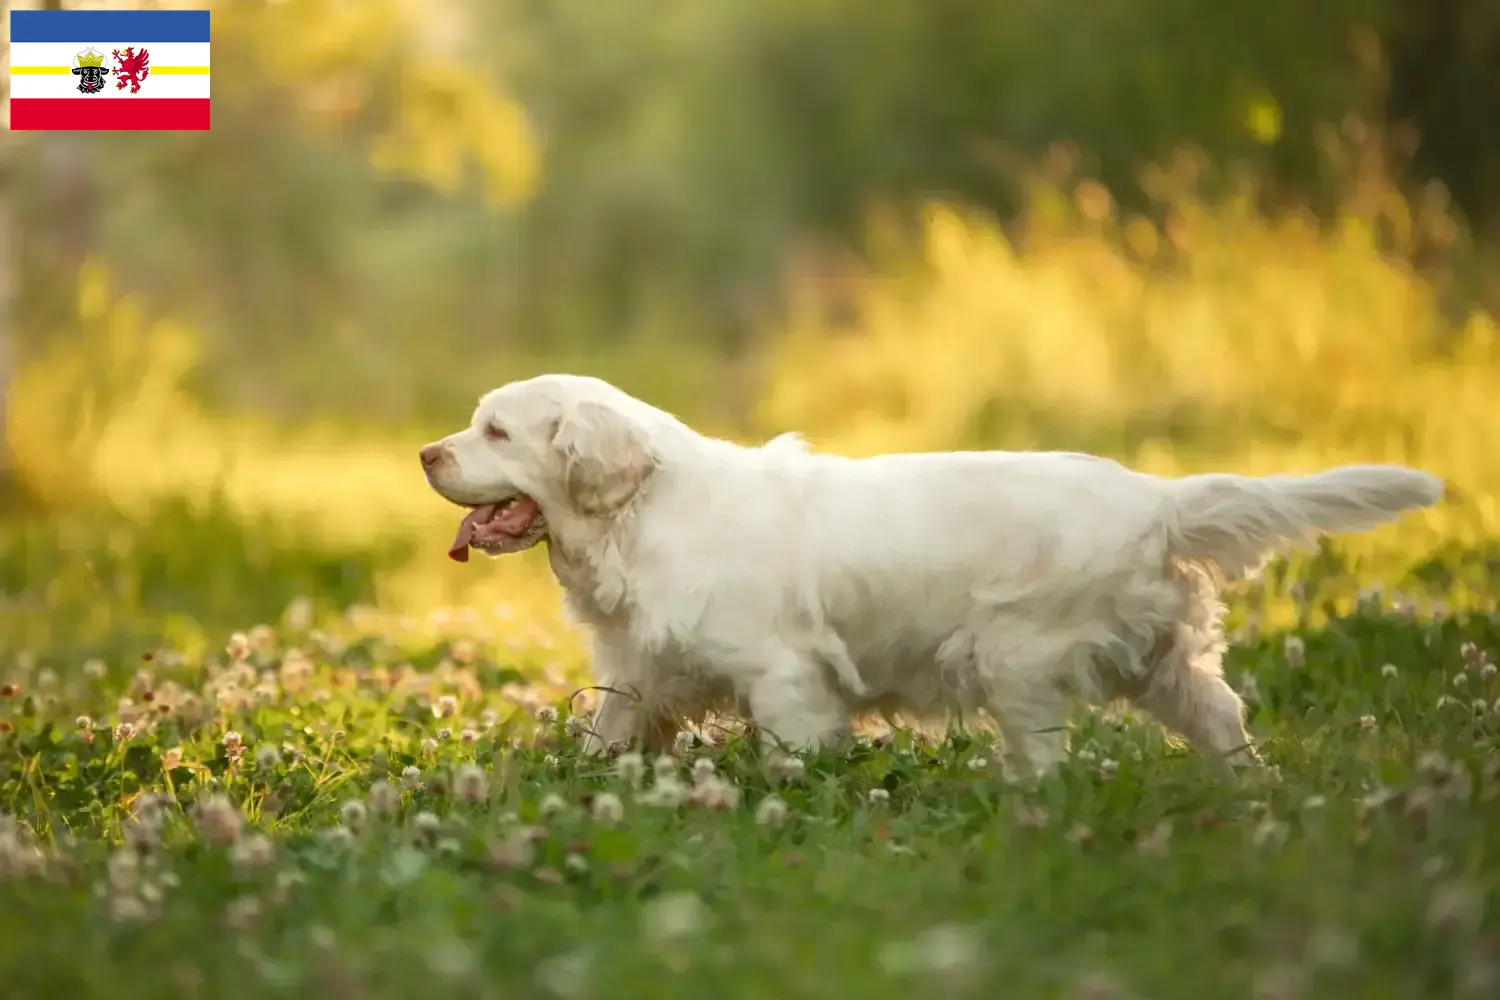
<box><xmin>550</xmin><ymin>401</ymin><xmax>659</xmax><ymax>516</ymax></box>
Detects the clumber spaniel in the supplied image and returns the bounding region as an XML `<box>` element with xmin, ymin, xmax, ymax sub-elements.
<box><xmin>420</xmin><ymin>374</ymin><xmax>1443</xmax><ymax>776</ymax></box>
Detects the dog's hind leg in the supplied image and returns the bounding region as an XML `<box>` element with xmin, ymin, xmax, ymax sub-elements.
<box><xmin>1129</xmin><ymin>643</ymin><xmax>1260</xmax><ymax>772</ymax></box>
<box><xmin>1122</xmin><ymin>572</ymin><xmax>1260</xmax><ymax>773</ymax></box>
<box><xmin>988</xmin><ymin>682</ymin><xmax>1072</xmax><ymax>779</ymax></box>
<box><xmin>971</xmin><ymin>616</ymin><xmax>1096</xmax><ymax>779</ymax></box>
<box><xmin>978</xmin><ymin>639</ymin><xmax>1077</xmax><ymax>779</ymax></box>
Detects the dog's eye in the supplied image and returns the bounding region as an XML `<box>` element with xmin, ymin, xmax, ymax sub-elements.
<box><xmin>484</xmin><ymin>424</ymin><xmax>509</xmax><ymax>442</ymax></box>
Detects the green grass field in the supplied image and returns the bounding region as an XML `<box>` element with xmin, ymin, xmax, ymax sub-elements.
<box><xmin>1</xmin><ymin>511</ymin><xmax>1498</xmax><ymax>999</ymax></box>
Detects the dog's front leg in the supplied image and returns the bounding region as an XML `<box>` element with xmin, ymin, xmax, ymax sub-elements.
<box><xmin>578</xmin><ymin>633</ymin><xmax>638</xmax><ymax>754</ymax></box>
<box><xmin>582</xmin><ymin>686</ymin><xmax>681</xmax><ymax>755</ymax></box>
<box><xmin>742</xmin><ymin>645</ymin><xmax>851</xmax><ymax>752</ymax></box>
<box><xmin>580</xmin><ymin>684</ymin><xmax>640</xmax><ymax>755</ymax></box>
<box><xmin>578</xmin><ymin>635</ymin><xmax>658</xmax><ymax>755</ymax></box>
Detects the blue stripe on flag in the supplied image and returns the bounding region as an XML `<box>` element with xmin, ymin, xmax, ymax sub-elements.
<box><xmin>10</xmin><ymin>9</ymin><xmax>210</xmax><ymax>43</ymax></box>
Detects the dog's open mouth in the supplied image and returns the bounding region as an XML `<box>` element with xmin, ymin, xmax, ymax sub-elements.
<box><xmin>447</xmin><ymin>496</ymin><xmax>548</xmax><ymax>562</ymax></box>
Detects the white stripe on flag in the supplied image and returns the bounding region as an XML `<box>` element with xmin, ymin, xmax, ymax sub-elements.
<box><xmin>8</xmin><ymin>41</ymin><xmax>211</xmax><ymax>69</ymax></box>
<box><xmin>9</xmin><ymin>73</ymin><xmax>210</xmax><ymax>99</ymax></box>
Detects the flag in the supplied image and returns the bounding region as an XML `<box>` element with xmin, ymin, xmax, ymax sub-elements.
<box><xmin>9</xmin><ymin>9</ymin><xmax>210</xmax><ymax>131</ymax></box>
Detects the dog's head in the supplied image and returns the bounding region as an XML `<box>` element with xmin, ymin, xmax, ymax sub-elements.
<box><xmin>420</xmin><ymin>375</ymin><xmax>662</xmax><ymax>561</ymax></box>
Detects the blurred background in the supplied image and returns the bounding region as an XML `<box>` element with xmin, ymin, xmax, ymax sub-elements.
<box><xmin>2</xmin><ymin>0</ymin><xmax>1499</xmax><ymax>671</ymax></box>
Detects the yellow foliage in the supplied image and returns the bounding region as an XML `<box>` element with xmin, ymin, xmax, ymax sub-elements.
<box><xmin>1243</xmin><ymin>91</ymin><xmax>1283</xmax><ymax>145</ymax></box>
<box><xmin>216</xmin><ymin>0</ymin><xmax>539</xmax><ymax>206</ymax></box>
<box><xmin>759</xmin><ymin>149</ymin><xmax>1500</xmax><ymax>579</ymax></box>
<box><xmin>368</xmin><ymin>59</ymin><xmax>539</xmax><ymax>208</ymax></box>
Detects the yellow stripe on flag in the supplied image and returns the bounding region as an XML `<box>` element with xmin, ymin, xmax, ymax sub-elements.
<box><xmin>10</xmin><ymin>65</ymin><xmax>209</xmax><ymax>75</ymax></box>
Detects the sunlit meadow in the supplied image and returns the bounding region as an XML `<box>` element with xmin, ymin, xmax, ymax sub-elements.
<box><xmin>3</xmin><ymin>138</ymin><xmax>1499</xmax><ymax>998</ymax></box>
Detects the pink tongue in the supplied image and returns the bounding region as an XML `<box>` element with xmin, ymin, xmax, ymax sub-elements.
<box><xmin>447</xmin><ymin>504</ymin><xmax>498</xmax><ymax>563</ymax></box>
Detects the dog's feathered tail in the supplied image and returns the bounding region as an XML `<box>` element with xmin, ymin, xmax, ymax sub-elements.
<box><xmin>1166</xmin><ymin>464</ymin><xmax>1444</xmax><ymax>582</ymax></box>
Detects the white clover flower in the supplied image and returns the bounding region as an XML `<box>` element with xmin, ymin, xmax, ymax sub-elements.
<box><xmin>690</xmin><ymin>775</ymin><xmax>741</xmax><ymax>811</ymax></box>
<box><xmin>535</xmin><ymin>706</ymin><xmax>558</xmax><ymax>725</ymax></box>
<box><xmin>767</xmin><ymin>752</ymin><xmax>805</xmax><ymax>782</ymax></box>
<box><xmin>191</xmin><ymin>793</ymin><xmax>243</xmax><ymax>846</ymax></box>
<box><xmin>879</xmin><ymin>923</ymin><xmax>981</xmax><ymax>980</ymax></box>
<box><xmin>1427</xmin><ymin>880</ymin><xmax>1484</xmax><ymax>934</ymax></box>
<box><xmin>1240</xmin><ymin>674</ymin><xmax>1261</xmax><ymax>705</ymax></box>
<box><xmin>1251</xmin><ymin>818</ymin><xmax>1288</xmax><ymax>850</ymax></box>
<box><xmin>755</xmin><ymin>795</ymin><xmax>789</xmax><ymax>828</ymax></box>
<box><xmin>591</xmin><ymin>793</ymin><xmax>625</xmax><ymax>824</ymax></box>
<box><xmin>367</xmin><ymin>780</ymin><xmax>399</xmax><ymax>815</ymax></box>
<box><xmin>229</xmin><ymin>832</ymin><xmax>276</xmax><ymax>871</ymax></box>
<box><xmin>226</xmin><ymin>633</ymin><xmax>251</xmax><ymax>662</ymax></box>
<box><xmin>456</xmin><ymin>764</ymin><xmax>488</xmax><ymax>804</ymax></box>
<box><xmin>488</xmin><ymin>832</ymin><xmax>537</xmax><ymax>870</ymax></box>
<box><xmin>322</xmin><ymin>826</ymin><xmax>355</xmax><ymax>850</ymax></box>
<box><xmin>539</xmin><ymin>792</ymin><xmax>568</xmax><ymax>819</ymax></box>
<box><xmin>564</xmin><ymin>715</ymin><xmax>589</xmax><ymax>739</ymax></box>
<box><xmin>868</xmin><ymin>788</ymin><xmax>890</xmax><ymax>804</ymax></box>
<box><xmin>642</xmin><ymin>892</ymin><xmax>705</xmax><ymax>943</ymax></box>
<box><xmin>340</xmin><ymin>799</ymin><xmax>368</xmax><ymax>830</ymax></box>
<box><xmin>691</xmin><ymin>757</ymin><xmax>716</xmax><ymax>782</ymax></box>
<box><xmin>1137</xmin><ymin>819</ymin><xmax>1173</xmax><ymax>857</ymax></box>
<box><xmin>640</xmin><ymin>776</ymin><xmax>687</xmax><ymax>808</ymax></box>
<box><xmin>1283</xmin><ymin>636</ymin><xmax>1305</xmax><ymax>669</ymax></box>
<box><xmin>615</xmin><ymin>752</ymin><xmax>646</xmax><ymax>788</ymax></box>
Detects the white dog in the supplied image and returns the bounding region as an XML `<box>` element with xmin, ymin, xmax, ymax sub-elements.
<box><xmin>420</xmin><ymin>373</ymin><xmax>1443</xmax><ymax>776</ymax></box>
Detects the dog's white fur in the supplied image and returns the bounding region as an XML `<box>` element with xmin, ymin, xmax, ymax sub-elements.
<box><xmin>422</xmin><ymin>373</ymin><xmax>1444</xmax><ymax>775</ymax></box>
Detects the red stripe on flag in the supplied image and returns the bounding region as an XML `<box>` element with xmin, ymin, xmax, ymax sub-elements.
<box><xmin>9</xmin><ymin>98</ymin><xmax>210</xmax><ymax>131</ymax></box>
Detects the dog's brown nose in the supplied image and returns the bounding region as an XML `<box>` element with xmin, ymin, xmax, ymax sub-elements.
<box><xmin>419</xmin><ymin>444</ymin><xmax>445</xmax><ymax>469</ymax></box>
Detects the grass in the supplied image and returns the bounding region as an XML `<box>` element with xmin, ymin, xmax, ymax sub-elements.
<box><xmin>0</xmin><ymin>558</ymin><xmax>1498</xmax><ymax>999</ymax></box>
<box><xmin>4</xmin><ymin>135</ymin><xmax>1500</xmax><ymax>996</ymax></box>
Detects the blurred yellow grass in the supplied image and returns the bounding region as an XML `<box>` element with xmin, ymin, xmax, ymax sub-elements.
<box><xmin>8</xmin><ymin>147</ymin><xmax>1498</xmax><ymax>635</ymax></box>
<box><xmin>759</xmin><ymin>154</ymin><xmax>1500</xmax><ymax>586</ymax></box>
